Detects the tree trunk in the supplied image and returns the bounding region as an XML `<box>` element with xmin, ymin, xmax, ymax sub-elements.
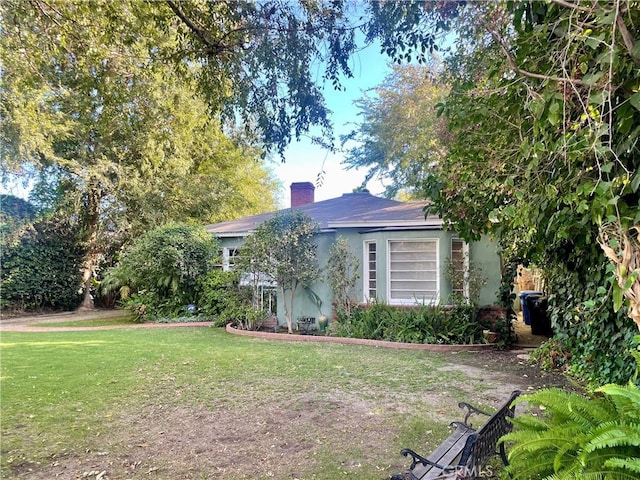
<box><xmin>281</xmin><ymin>284</ymin><xmax>292</xmax><ymax>333</ymax></box>
<box><xmin>77</xmin><ymin>185</ymin><xmax>101</xmax><ymax>311</ymax></box>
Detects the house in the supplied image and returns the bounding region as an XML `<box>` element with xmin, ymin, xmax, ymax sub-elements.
<box><xmin>205</xmin><ymin>182</ymin><xmax>502</xmax><ymax>326</ymax></box>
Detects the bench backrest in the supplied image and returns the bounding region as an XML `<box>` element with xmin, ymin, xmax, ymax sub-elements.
<box><xmin>460</xmin><ymin>390</ymin><xmax>520</xmax><ymax>473</ymax></box>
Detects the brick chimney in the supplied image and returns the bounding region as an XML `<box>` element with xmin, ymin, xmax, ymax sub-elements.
<box><xmin>290</xmin><ymin>182</ymin><xmax>315</xmax><ymax>208</ymax></box>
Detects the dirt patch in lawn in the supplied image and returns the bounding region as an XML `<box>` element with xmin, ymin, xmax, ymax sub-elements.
<box><xmin>5</xmin><ymin>350</ymin><xmax>571</xmax><ymax>480</ymax></box>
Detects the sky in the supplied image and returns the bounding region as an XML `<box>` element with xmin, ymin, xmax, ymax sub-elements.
<box><xmin>272</xmin><ymin>44</ymin><xmax>392</xmax><ymax>208</ymax></box>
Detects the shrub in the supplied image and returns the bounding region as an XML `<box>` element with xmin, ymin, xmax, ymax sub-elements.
<box><xmin>334</xmin><ymin>302</ymin><xmax>484</xmax><ymax>345</ymax></box>
<box><xmin>327</xmin><ymin>236</ymin><xmax>360</xmax><ymax>316</ymax></box>
<box><xmin>196</xmin><ymin>270</ymin><xmax>239</xmax><ymax>313</ymax></box>
<box><xmin>545</xmin><ymin>251</ymin><xmax>637</xmax><ymax>386</ymax></box>
<box><xmin>502</xmin><ymin>338</ymin><xmax>640</xmax><ymax>479</ymax></box>
<box><xmin>1</xmin><ymin>211</ymin><xmax>83</xmax><ymax>312</ymax></box>
<box><xmin>103</xmin><ymin>223</ymin><xmax>218</xmax><ymax>320</ymax></box>
<box><xmin>502</xmin><ymin>371</ymin><xmax>640</xmax><ymax>478</ymax></box>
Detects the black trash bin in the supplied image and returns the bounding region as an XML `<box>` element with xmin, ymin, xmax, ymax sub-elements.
<box><xmin>519</xmin><ymin>290</ymin><xmax>542</xmax><ymax>325</ymax></box>
<box><xmin>526</xmin><ymin>295</ymin><xmax>553</xmax><ymax>337</ymax></box>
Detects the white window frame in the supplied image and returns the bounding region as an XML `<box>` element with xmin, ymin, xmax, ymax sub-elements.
<box><xmin>363</xmin><ymin>240</ymin><xmax>377</xmax><ymax>302</ymax></box>
<box><xmin>451</xmin><ymin>239</ymin><xmax>470</xmax><ymax>299</ymax></box>
<box><xmin>222</xmin><ymin>247</ymin><xmax>239</xmax><ymax>271</ymax></box>
<box><xmin>387</xmin><ymin>238</ymin><xmax>439</xmax><ymax>305</ymax></box>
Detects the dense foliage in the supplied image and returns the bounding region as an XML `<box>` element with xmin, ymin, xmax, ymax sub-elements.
<box><xmin>334</xmin><ymin>302</ymin><xmax>485</xmax><ymax>345</ymax></box>
<box><xmin>326</xmin><ymin>236</ymin><xmax>360</xmax><ymax>316</ymax></box>
<box><xmin>1</xmin><ymin>197</ymin><xmax>83</xmax><ymax>311</ymax></box>
<box><xmin>544</xmin><ymin>247</ymin><xmax>638</xmax><ymax>385</ymax></box>
<box><xmin>503</xmin><ymin>347</ymin><xmax>640</xmax><ymax>479</ymax></box>
<box><xmin>427</xmin><ymin>0</ymin><xmax>640</xmax><ymax>385</ymax></box>
<box><xmin>342</xmin><ymin>63</ymin><xmax>450</xmax><ymax>198</ymax></box>
<box><xmin>102</xmin><ymin>224</ymin><xmax>218</xmax><ymax>320</ymax></box>
<box><xmin>343</xmin><ymin>1</ymin><xmax>639</xmax><ymax>385</ymax></box>
<box><xmin>236</xmin><ymin>211</ymin><xmax>320</xmax><ymax>333</ymax></box>
<box><xmin>1</xmin><ymin>0</ymin><xmax>279</xmax><ymax>309</ymax></box>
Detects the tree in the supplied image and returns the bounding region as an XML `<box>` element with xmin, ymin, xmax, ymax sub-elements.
<box><xmin>160</xmin><ymin>0</ymin><xmax>459</xmax><ymax>154</ymax></box>
<box><xmin>1</xmin><ymin>0</ymin><xmax>278</xmax><ymax>310</ymax></box>
<box><xmin>1</xmin><ymin>196</ymin><xmax>84</xmax><ymax>311</ymax></box>
<box><xmin>327</xmin><ymin>236</ymin><xmax>360</xmax><ymax>316</ymax></box>
<box><xmin>418</xmin><ymin>0</ymin><xmax>639</xmax><ymax>384</ymax></box>
<box><xmin>237</xmin><ymin>212</ymin><xmax>320</xmax><ymax>333</ymax></box>
<box><xmin>342</xmin><ymin>63</ymin><xmax>450</xmax><ymax>198</ymax></box>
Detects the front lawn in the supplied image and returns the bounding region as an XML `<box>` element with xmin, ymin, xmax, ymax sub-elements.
<box><xmin>1</xmin><ymin>326</ymin><xmax>561</xmax><ymax>479</ymax></box>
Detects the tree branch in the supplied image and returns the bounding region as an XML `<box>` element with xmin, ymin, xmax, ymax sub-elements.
<box><xmin>166</xmin><ymin>0</ymin><xmax>238</xmax><ymax>56</ymax></box>
<box><xmin>550</xmin><ymin>0</ymin><xmax>595</xmax><ymax>13</ymax></box>
<box><xmin>616</xmin><ymin>14</ymin><xmax>638</xmax><ymax>64</ymax></box>
<box><xmin>491</xmin><ymin>30</ymin><xmax>596</xmax><ymax>89</ymax></box>
<box><xmin>551</xmin><ymin>0</ymin><xmax>638</xmax><ymax>65</ymax></box>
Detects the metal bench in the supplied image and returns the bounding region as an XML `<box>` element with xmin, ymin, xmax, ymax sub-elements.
<box><xmin>391</xmin><ymin>390</ymin><xmax>521</xmax><ymax>480</ymax></box>
<box><xmin>296</xmin><ymin>316</ymin><xmax>317</xmax><ymax>335</ymax></box>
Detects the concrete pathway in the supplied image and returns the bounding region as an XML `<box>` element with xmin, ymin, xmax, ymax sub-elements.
<box><xmin>0</xmin><ymin>309</ymin><xmax>212</xmax><ymax>332</ymax></box>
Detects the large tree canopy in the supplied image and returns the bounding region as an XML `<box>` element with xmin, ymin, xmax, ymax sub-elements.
<box><xmin>158</xmin><ymin>0</ymin><xmax>457</xmax><ymax>154</ymax></box>
<box><xmin>0</xmin><ymin>0</ymin><xmax>279</xmax><ymax>308</ymax></box>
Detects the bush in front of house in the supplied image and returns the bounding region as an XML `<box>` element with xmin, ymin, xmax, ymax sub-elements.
<box><xmin>333</xmin><ymin>302</ymin><xmax>484</xmax><ymax>344</ymax></box>
<box><xmin>102</xmin><ymin>223</ymin><xmax>218</xmax><ymax>321</ymax></box>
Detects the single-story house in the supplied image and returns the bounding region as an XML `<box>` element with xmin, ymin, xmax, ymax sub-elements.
<box><xmin>205</xmin><ymin>182</ymin><xmax>502</xmax><ymax>327</ymax></box>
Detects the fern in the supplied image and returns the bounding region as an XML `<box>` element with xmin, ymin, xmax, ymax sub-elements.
<box><xmin>598</xmin><ymin>383</ymin><xmax>640</xmax><ymax>421</ymax></box>
<box><xmin>502</xmin><ymin>381</ymin><xmax>640</xmax><ymax>480</ymax></box>
<box><xmin>604</xmin><ymin>457</ymin><xmax>640</xmax><ymax>474</ymax></box>
<box><xmin>583</xmin><ymin>423</ymin><xmax>640</xmax><ymax>452</ymax></box>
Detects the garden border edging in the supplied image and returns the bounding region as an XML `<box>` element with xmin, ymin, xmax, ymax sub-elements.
<box><xmin>225</xmin><ymin>324</ymin><xmax>495</xmax><ymax>352</ymax></box>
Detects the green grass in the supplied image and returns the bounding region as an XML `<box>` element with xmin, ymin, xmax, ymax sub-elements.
<box><xmin>1</xmin><ymin>326</ymin><xmax>507</xmax><ymax>479</ymax></box>
<box><xmin>33</xmin><ymin>315</ymin><xmax>137</xmax><ymax>328</ymax></box>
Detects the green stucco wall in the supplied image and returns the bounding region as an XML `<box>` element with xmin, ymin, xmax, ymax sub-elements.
<box><xmin>215</xmin><ymin>230</ymin><xmax>501</xmax><ymax>328</ymax></box>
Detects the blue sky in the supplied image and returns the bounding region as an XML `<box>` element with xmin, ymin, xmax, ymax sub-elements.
<box><xmin>272</xmin><ymin>43</ymin><xmax>391</xmax><ymax>208</ymax></box>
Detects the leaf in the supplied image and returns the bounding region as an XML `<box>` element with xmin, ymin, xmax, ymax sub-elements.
<box><xmin>504</xmin><ymin>205</ymin><xmax>517</xmax><ymax>218</ymax></box>
<box><xmin>629</xmin><ymin>92</ymin><xmax>640</xmax><ymax>112</ymax></box>
<box><xmin>613</xmin><ymin>283</ymin><xmax>624</xmax><ymax>312</ymax></box>
<box><xmin>631</xmin><ymin>171</ymin><xmax>640</xmax><ymax>193</ymax></box>
<box><xmin>585</xmin><ymin>34</ymin><xmax>605</xmax><ymax>49</ymax></box>
<box><xmin>582</xmin><ymin>72</ymin><xmax>603</xmax><ymax>86</ymax></box>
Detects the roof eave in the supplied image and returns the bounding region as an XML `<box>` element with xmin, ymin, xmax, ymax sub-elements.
<box><xmin>327</xmin><ymin>219</ymin><xmax>443</xmax><ymax>228</ymax></box>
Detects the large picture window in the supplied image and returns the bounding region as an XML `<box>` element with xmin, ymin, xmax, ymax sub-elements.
<box><xmin>388</xmin><ymin>239</ymin><xmax>438</xmax><ymax>304</ymax></box>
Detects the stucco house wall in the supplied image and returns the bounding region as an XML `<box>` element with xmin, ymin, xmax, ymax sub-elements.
<box><xmin>207</xmin><ymin>184</ymin><xmax>502</xmax><ymax>328</ymax></box>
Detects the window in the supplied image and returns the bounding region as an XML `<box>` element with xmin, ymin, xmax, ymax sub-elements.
<box><xmin>364</xmin><ymin>241</ymin><xmax>377</xmax><ymax>301</ymax></box>
<box><xmin>388</xmin><ymin>240</ymin><xmax>438</xmax><ymax>304</ymax></box>
<box><xmin>221</xmin><ymin>247</ymin><xmax>239</xmax><ymax>271</ymax></box>
<box><xmin>450</xmin><ymin>239</ymin><xmax>470</xmax><ymax>299</ymax></box>
<box><xmin>451</xmin><ymin>239</ymin><xmax>465</xmax><ymax>296</ymax></box>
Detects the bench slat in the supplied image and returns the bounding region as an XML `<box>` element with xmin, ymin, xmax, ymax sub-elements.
<box><xmin>411</xmin><ymin>426</ymin><xmax>475</xmax><ymax>480</ymax></box>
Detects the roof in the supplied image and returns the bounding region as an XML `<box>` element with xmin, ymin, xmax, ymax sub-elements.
<box><xmin>205</xmin><ymin>192</ymin><xmax>442</xmax><ymax>237</ymax></box>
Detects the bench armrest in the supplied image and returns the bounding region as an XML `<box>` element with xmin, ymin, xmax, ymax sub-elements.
<box><xmin>400</xmin><ymin>448</ymin><xmax>458</xmax><ymax>473</ymax></box>
<box><xmin>457</xmin><ymin>402</ymin><xmax>492</xmax><ymax>426</ymax></box>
